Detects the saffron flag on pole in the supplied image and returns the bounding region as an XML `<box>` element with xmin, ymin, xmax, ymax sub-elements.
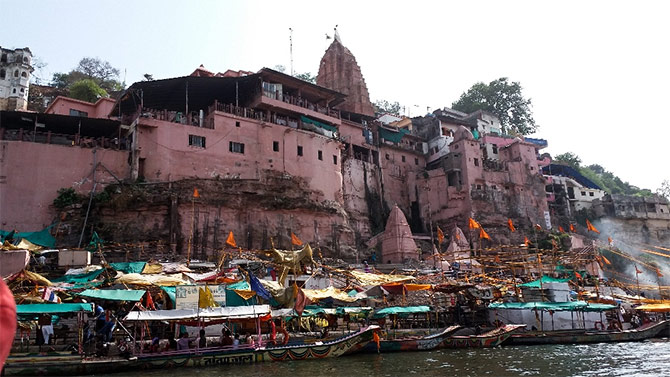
<box><xmin>602</xmin><ymin>255</ymin><xmax>611</xmax><ymax>265</ymax></box>
<box><xmin>437</xmin><ymin>227</ymin><xmax>445</xmax><ymax>244</ymax></box>
<box><xmin>569</xmin><ymin>224</ymin><xmax>576</xmax><ymax>232</ymax></box>
<box><xmin>635</xmin><ymin>265</ymin><xmax>642</xmax><ymax>274</ymax></box>
<box><xmin>226</xmin><ymin>231</ymin><xmax>237</xmax><ymax>248</ymax></box>
<box><xmin>507</xmin><ymin>219</ymin><xmax>516</xmax><ymax>232</ymax></box>
<box><xmin>535</xmin><ymin>224</ymin><xmax>543</xmax><ymax>231</ymax></box>
<box><xmin>468</xmin><ymin>218</ymin><xmax>480</xmax><ymax>230</ymax></box>
<box><xmin>291</xmin><ymin>232</ymin><xmax>303</xmax><ymax>246</ymax></box>
<box><xmin>608</xmin><ymin>236</ymin><xmax>613</xmax><ymax>246</ymax></box>
<box><xmin>657</xmin><ymin>269</ymin><xmax>664</xmax><ymax>278</ymax></box>
<box><xmin>524</xmin><ymin>236</ymin><xmax>531</xmax><ymax>247</ymax></box>
<box><xmin>558</xmin><ymin>226</ymin><xmax>565</xmax><ymax>233</ymax></box>
<box><xmin>479</xmin><ymin>227</ymin><xmax>490</xmax><ymax>240</ymax></box>
<box><xmin>575</xmin><ymin>271</ymin><xmax>582</xmax><ymax>279</ymax></box>
<box><xmin>193</xmin><ymin>188</ymin><xmax>200</xmax><ymax>198</ymax></box>
<box><xmin>586</xmin><ymin>219</ymin><xmax>600</xmax><ymax>234</ymax></box>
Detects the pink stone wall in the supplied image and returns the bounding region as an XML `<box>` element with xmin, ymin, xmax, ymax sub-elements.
<box><xmin>136</xmin><ymin>113</ymin><xmax>343</xmax><ymax>202</ymax></box>
<box><xmin>46</xmin><ymin>97</ymin><xmax>116</xmax><ymax>119</ymax></box>
<box><xmin>0</xmin><ymin>141</ymin><xmax>129</xmax><ymax>231</ymax></box>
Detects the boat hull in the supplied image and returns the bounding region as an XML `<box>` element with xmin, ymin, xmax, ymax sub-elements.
<box><xmin>506</xmin><ymin>320</ymin><xmax>669</xmax><ymax>346</ymax></box>
<box><xmin>2</xmin><ymin>326</ymin><xmax>378</xmax><ymax>376</ymax></box>
<box><xmin>440</xmin><ymin>324</ymin><xmax>525</xmax><ymax>349</ymax></box>
<box><xmin>358</xmin><ymin>326</ymin><xmax>461</xmax><ymax>353</ymax></box>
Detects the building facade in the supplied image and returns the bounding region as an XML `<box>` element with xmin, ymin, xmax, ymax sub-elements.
<box><xmin>0</xmin><ymin>47</ymin><xmax>33</xmax><ymax>111</ymax></box>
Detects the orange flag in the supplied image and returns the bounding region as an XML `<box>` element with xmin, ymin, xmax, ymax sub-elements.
<box><xmin>586</xmin><ymin>219</ymin><xmax>600</xmax><ymax>234</ymax></box>
<box><xmin>534</xmin><ymin>224</ymin><xmax>542</xmax><ymax>231</ymax></box>
<box><xmin>455</xmin><ymin>233</ymin><xmax>461</xmax><ymax>241</ymax></box>
<box><xmin>569</xmin><ymin>224</ymin><xmax>576</xmax><ymax>232</ymax></box>
<box><xmin>607</xmin><ymin>237</ymin><xmax>613</xmax><ymax>245</ymax></box>
<box><xmin>437</xmin><ymin>227</ymin><xmax>445</xmax><ymax>244</ymax></box>
<box><xmin>524</xmin><ymin>236</ymin><xmax>531</xmax><ymax>246</ymax></box>
<box><xmin>635</xmin><ymin>265</ymin><xmax>642</xmax><ymax>274</ymax></box>
<box><xmin>291</xmin><ymin>232</ymin><xmax>303</xmax><ymax>246</ymax></box>
<box><xmin>602</xmin><ymin>255</ymin><xmax>611</xmax><ymax>265</ymax></box>
<box><xmin>507</xmin><ymin>219</ymin><xmax>516</xmax><ymax>232</ymax></box>
<box><xmin>193</xmin><ymin>187</ymin><xmax>200</xmax><ymax>198</ymax></box>
<box><xmin>558</xmin><ymin>226</ymin><xmax>565</xmax><ymax>233</ymax></box>
<box><xmin>226</xmin><ymin>231</ymin><xmax>237</xmax><ymax>248</ymax></box>
<box><xmin>657</xmin><ymin>269</ymin><xmax>664</xmax><ymax>278</ymax></box>
<box><xmin>575</xmin><ymin>271</ymin><xmax>582</xmax><ymax>279</ymax></box>
<box><xmin>494</xmin><ymin>255</ymin><xmax>501</xmax><ymax>263</ymax></box>
<box><xmin>468</xmin><ymin>218</ymin><xmax>480</xmax><ymax>230</ymax></box>
<box><xmin>479</xmin><ymin>227</ymin><xmax>490</xmax><ymax>240</ymax></box>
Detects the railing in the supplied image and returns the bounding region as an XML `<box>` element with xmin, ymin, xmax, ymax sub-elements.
<box><xmin>262</xmin><ymin>91</ymin><xmax>340</xmax><ymax>119</ymax></box>
<box><xmin>139</xmin><ymin>108</ymin><xmax>215</xmax><ymax>129</ymax></box>
<box><xmin>212</xmin><ymin>102</ymin><xmax>267</xmax><ymax>122</ymax></box>
<box><xmin>0</xmin><ymin>128</ymin><xmax>128</xmax><ymax>150</ymax></box>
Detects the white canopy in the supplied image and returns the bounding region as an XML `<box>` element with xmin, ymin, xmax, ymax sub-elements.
<box><xmin>124</xmin><ymin>305</ymin><xmax>271</xmax><ymax>321</ymax></box>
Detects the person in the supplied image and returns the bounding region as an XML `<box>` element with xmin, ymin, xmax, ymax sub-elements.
<box><xmin>149</xmin><ymin>336</ymin><xmax>160</xmax><ymax>352</ymax></box>
<box><xmin>220</xmin><ymin>329</ymin><xmax>233</xmax><ymax>347</ymax></box>
<box><xmin>0</xmin><ymin>279</ymin><xmax>16</xmax><ymax>368</ymax></box>
<box><xmin>177</xmin><ymin>332</ymin><xmax>190</xmax><ymax>350</ymax></box>
<box><xmin>232</xmin><ymin>333</ymin><xmax>240</xmax><ymax>349</ymax></box>
<box><xmin>364</xmin><ymin>261</ymin><xmax>371</xmax><ymax>273</ymax></box>
<box><xmin>198</xmin><ymin>329</ymin><xmax>207</xmax><ymax>349</ymax></box>
<box><xmin>245</xmin><ymin>332</ymin><xmax>254</xmax><ymax>347</ymax></box>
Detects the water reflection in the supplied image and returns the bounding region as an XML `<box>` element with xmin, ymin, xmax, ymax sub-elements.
<box><xmin>115</xmin><ymin>339</ymin><xmax>670</xmax><ymax>377</ymax></box>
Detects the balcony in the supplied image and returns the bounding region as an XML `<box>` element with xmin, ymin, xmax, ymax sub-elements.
<box><xmin>255</xmin><ymin>91</ymin><xmax>341</xmax><ymax>126</ymax></box>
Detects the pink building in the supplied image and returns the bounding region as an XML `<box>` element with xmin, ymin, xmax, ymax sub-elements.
<box><xmin>45</xmin><ymin>96</ymin><xmax>116</xmax><ymax>119</ymax></box>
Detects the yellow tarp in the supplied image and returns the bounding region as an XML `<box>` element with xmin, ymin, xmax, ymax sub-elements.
<box><xmin>349</xmin><ymin>270</ymin><xmax>414</xmax><ymax>286</ymax></box>
<box><xmin>142</xmin><ymin>263</ymin><xmax>163</xmax><ymax>274</ymax></box>
<box><xmin>303</xmin><ymin>286</ymin><xmax>357</xmax><ymax>303</ymax></box>
<box><xmin>22</xmin><ymin>270</ymin><xmax>53</xmax><ymax>286</ymax></box>
<box><xmin>635</xmin><ymin>303</ymin><xmax>670</xmax><ymax>312</ymax></box>
<box><xmin>233</xmin><ymin>290</ymin><xmax>257</xmax><ymax>300</ymax></box>
<box><xmin>198</xmin><ymin>286</ymin><xmax>218</xmax><ymax>308</ymax></box>
<box><xmin>16</xmin><ymin>239</ymin><xmax>43</xmax><ymax>251</ymax></box>
<box><xmin>115</xmin><ymin>273</ymin><xmax>186</xmax><ymax>286</ymax></box>
<box><xmin>263</xmin><ymin>244</ymin><xmax>316</xmax><ymax>286</ymax></box>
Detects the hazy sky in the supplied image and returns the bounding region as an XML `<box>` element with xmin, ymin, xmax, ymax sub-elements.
<box><xmin>5</xmin><ymin>0</ymin><xmax>669</xmax><ymax>191</ymax></box>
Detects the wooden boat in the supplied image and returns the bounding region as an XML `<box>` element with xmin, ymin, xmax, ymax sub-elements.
<box><xmin>2</xmin><ymin>325</ymin><xmax>379</xmax><ymax>376</ymax></box>
<box><xmin>440</xmin><ymin>324</ymin><xmax>525</xmax><ymax>348</ymax></box>
<box><xmin>358</xmin><ymin>325</ymin><xmax>461</xmax><ymax>353</ymax></box>
<box><xmin>504</xmin><ymin>320</ymin><xmax>669</xmax><ymax>346</ymax></box>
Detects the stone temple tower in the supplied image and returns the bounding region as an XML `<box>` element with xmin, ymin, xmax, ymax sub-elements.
<box><xmin>0</xmin><ymin>47</ymin><xmax>33</xmax><ymax>111</ymax></box>
<box><xmin>317</xmin><ymin>32</ymin><xmax>375</xmax><ymax>117</ymax></box>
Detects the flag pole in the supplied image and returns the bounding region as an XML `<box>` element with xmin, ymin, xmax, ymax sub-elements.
<box><xmin>635</xmin><ymin>265</ymin><xmax>641</xmax><ymax>301</ymax></box>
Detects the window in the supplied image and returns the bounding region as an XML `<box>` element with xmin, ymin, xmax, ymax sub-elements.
<box><xmin>229</xmin><ymin>141</ymin><xmax>245</xmax><ymax>154</ymax></box>
<box><xmin>385</xmin><ymin>153</ymin><xmax>390</xmax><ymax>160</ymax></box>
<box><xmin>12</xmin><ymin>88</ymin><xmax>16</xmax><ymax>94</ymax></box>
<box><xmin>333</xmin><ymin>155</ymin><xmax>338</xmax><ymax>165</ymax></box>
<box><xmin>0</xmin><ymin>69</ymin><xmax>5</xmax><ymax>79</ymax></box>
<box><xmin>474</xmin><ymin>158</ymin><xmax>479</xmax><ymax>167</ymax></box>
<box><xmin>297</xmin><ymin>145</ymin><xmax>303</xmax><ymax>156</ymax></box>
<box><xmin>492</xmin><ymin>185</ymin><xmax>497</xmax><ymax>190</ymax></box>
<box><xmin>476</xmin><ymin>184</ymin><xmax>482</xmax><ymax>190</ymax></box>
<box><xmin>13</xmin><ymin>70</ymin><xmax>18</xmax><ymax>77</ymax></box>
<box><xmin>318</xmin><ymin>150</ymin><xmax>323</xmax><ymax>160</ymax></box>
<box><xmin>492</xmin><ymin>144</ymin><xmax>498</xmax><ymax>154</ymax></box>
<box><xmin>273</xmin><ymin>141</ymin><xmax>279</xmax><ymax>152</ymax></box>
<box><xmin>189</xmin><ymin>135</ymin><xmax>206</xmax><ymax>148</ymax></box>
<box><xmin>581</xmin><ymin>191</ymin><xmax>586</xmax><ymax>196</ymax></box>
<box><xmin>21</xmin><ymin>72</ymin><xmax>27</xmax><ymax>78</ymax></box>
<box><xmin>401</xmin><ymin>155</ymin><xmax>406</xmax><ymax>162</ymax></box>
<box><xmin>69</xmin><ymin>109</ymin><xmax>88</xmax><ymax>117</ymax></box>
<box><xmin>0</xmin><ymin>54</ymin><xmax>7</xmax><ymax>63</ymax></box>
<box><xmin>589</xmin><ymin>192</ymin><xmax>594</xmax><ymax>197</ymax></box>
<box><xmin>235</xmin><ymin>121</ymin><xmax>240</xmax><ymax>127</ymax></box>
<box><xmin>414</xmin><ymin>158</ymin><xmax>419</xmax><ymax>165</ymax></box>
<box><xmin>20</xmin><ymin>88</ymin><xmax>24</xmax><ymax>92</ymax></box>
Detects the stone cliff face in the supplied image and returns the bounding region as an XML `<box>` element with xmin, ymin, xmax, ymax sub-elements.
<box><xmin>55</xmin><ymin>170</ymin><xmax>361</xmax><ymax>260</ymax></box>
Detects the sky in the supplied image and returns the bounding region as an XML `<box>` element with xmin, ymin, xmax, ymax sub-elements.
<box><xmin>4</xmin><ymin>0</ymin><xmax>670</xmax><ymax>191</ymax></box>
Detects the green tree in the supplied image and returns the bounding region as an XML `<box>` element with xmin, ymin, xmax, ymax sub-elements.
<box><xmin>452</xmin><ymin>77</ymin><xmax>537</xmax><ymax>135</ymax></box>
<box><xmin>374</xmin><ymin>100</ymin><xmax>401</xmax><ymax>116</ymax></box>
<box><xmin>51</xmin><ymin>57</ymin><xmax>123</xmax><ymax>92</ymax></box>
<box><xmin>69</xmin><ymin>79</ymin><xmax>108</xmax><ymax>103</ymax></box>
<box><xmin>657</xmin><ymin>179</ymin><xmax>670</xmax><ymax>200</ymax></box>
<box><xmin>293</xmin><ymin>72</ymin><xmax>316</xmax><ymax>84</ymax></box>
<box><xmin>554</xmin><ymin>152</ymin><xmax>582</xmax><ymax>169</ymax></box>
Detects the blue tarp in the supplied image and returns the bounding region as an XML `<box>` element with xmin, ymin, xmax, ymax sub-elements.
<box><xmin>542</xmin><ymin>164</ymin><xmax>602</xmax><ymax>190</ymax></box>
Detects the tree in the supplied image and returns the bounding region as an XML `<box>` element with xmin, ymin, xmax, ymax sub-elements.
<box><xmin>293</xmin><ymin>72</ymin><xmax>316</xmax><ymax>84</ymax></box>
<box><xmin>554</xmin><ymin>152</ymin><xmax>582</xmax><ymax>169</ymax></box>
<box><xmin>374</xmin><ymin>100</ymin><xmax>401</xmax><ymax>116</ymax></box>
<box><xmin>452</xmin><ymin>77</ymin><xmax>537</xmax><ymax>135</ymax></box>
<box><xmin>51</xmin><ymin>57</ymin><xmax>123</xmax><ymax>92</ymax></box>
<box><xmin>69</xmin><ymin>79</ymin><xmax>108</xmax><ymax>103</ymax></box>
<box><xmin>657</xmin><ymin>180</ymin><xmax>670</xmax><ymax>200</ymax></box>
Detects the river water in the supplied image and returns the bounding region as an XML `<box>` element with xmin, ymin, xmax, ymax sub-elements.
<box><xmin>116</xmin><ymin>339</ymin><xmax>670</xmax><ymax>377</ymax></box>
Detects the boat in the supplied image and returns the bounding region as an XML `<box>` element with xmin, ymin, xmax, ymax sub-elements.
<box><xmin>439</xmin><ymin>324</ymin><xmax>525</xmax><ymax>348</ymax></box>
<box><xmin>3</xmin><ymin>304</ymin><xmax>379</xmax><ymax>376</ymax></box>
<box><xmin>504</xmin><ymin>320</ymin><xmax>669</xmax><ymax>346</ymax></box>
<box><xmin>358</xmin><ymin>325</ymin><xmax>461</xmax><ymax>353</ymax></box>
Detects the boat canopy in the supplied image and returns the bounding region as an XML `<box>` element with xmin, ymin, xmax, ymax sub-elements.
<box><xmin>78</xmin><ymin>289</ymin><xmax>146</xmax><ymax>302</ymax></box>
<box><xmin>489</xmin><ymin>301</ymin><xmax>616</xmax><ymax>312</ymax></box>
<box><xmin>16</xmin><ymin>303</ymin><xmax>94</xmax><ymax>315</ymax></box>
<box><xmin>109</xmin><ymin>262</ymin><xmax>147</xmax><ymax>274</ymax></box>
<box><xmin>518</xmin><ymin>275</ymin><xmax>574</xmax><ymax>288</ymax></box>
<box><xmin>124</xmin><ymin>304</ymin><xmax>271</xmax><ymax>321</ymax></box>
<box><xmin>635</xmin><ymin>303</ymin><xmax>670</xmax><ymax>312</ymax></box>
<box><xmin>373</xmin><ymin>305</ymin><xmax>430</xmax><ymax>318</ymax></box>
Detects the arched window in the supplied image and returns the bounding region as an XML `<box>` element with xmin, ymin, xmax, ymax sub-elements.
<box><xmin>0</xmin><ymin>69</ymin><xmax>5</xmax><ymax>79</ymax></box>
<box><xmin>14</xmin><ymin>70</ymin><xmax>19</xmax><ymax>77</ymax></box>
<box><xmin>23</xmin><ymin>56</ymin><xmax>29</xmax><ymax>63</ymax></box>
<box><xmin>1</xmin><ymin>54</ymin><xmax>7</xmax><ymax>63</ymax></box>
<box><xmin>12</xmin><ymin>88</ymin><xmax>16</xmax><ymax>94</ymax></box>
<box><xmin>21</xmin><ymin>72</ymin><xmax>27</xmax><ymax>78</ymax></box>
<box><xmin>20</xmin><ymin>88</ymin><xmax>24</xmax><ymax>93</ymax></box>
